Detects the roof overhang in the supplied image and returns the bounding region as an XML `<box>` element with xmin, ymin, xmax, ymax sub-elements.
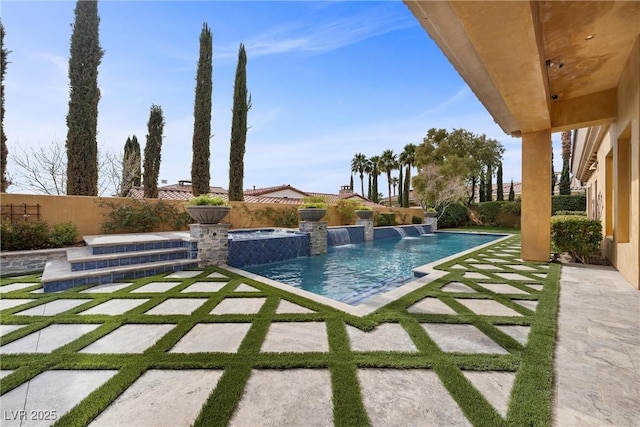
<box><xmin>404</xmin><ymin>1</ymin><xmax>638</xmax><ymax>136</ymax></box>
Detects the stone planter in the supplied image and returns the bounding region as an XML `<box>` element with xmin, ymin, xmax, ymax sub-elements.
<box><xmin>298</xmin><ymin>208</ymin><xmax>327</xmax><ymax>222</ymax></box>
<box><xmin>425</xmin><ymin>211</ymin><xmax>438</xmax><ymax>218</ymax></box>
<box><xmin>355</xmin><ymin>210</ymin><xmax>373</xmax><ymax>220</ymax></box>
<box><xmin>186</xmin><ymin>205</ymin><xmax>231</xmax><ymax>224</ymax></box>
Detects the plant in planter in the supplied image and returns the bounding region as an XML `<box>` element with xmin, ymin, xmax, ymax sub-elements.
<box><xmin>425</xmin><ymin>207</ymin><xmax>438</xmax><ymax>218</ymax></box>
<box><xmin>298</xmin><ymin>196</ymin><xmax>328</xmax><ymax>221</ymax></box>
<box><xmin>185</xmin><ymin>194</ymin><xmax>231</xmax><ymax>224</ymax></box>
<box><xmin>355</xmin><ymin>204</ymin><xmax>373</xmax><ymax>220</ymax></box>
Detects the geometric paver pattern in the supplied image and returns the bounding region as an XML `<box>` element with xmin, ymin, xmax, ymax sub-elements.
<box><xmin>0</xmin><ymin>235</ymin><xmax>564</xmax><ymax>426</ymax></box>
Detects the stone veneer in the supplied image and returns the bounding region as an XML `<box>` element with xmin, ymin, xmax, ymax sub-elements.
<box><xmin>356</xmin><ymin>219</ymin><xmax>374</xmax><ymax>241</ymax></box>
<box><xmin>190</xmin><ymin>224</ymin><xmax>230</xmax><ymax>267</ymax></box>
<box><xmin>1</xmin><ymin>248</ymin><xmax>68</xmax><ymax>275</ymax></box>
<box><xmin>299</xmin><ymin>221</ymin><xmax>327</xmax><ymax>255</ymax></box>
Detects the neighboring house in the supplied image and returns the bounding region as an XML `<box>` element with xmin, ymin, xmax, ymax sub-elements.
<box><xmin>405</xmin><ymin>1</ymin><xmax>638</xmax><ymax>289</ymax></box>
<box><xmin>128</xmin><ymin>182</ymin><xmax>381</xmax><ymax>207</ymax></box>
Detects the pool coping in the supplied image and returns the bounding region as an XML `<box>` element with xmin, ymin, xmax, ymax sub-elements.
<box><xmin>225</xmin><ymin>232</ymin><xmax>512</xmax><ymax>317</ymax></box>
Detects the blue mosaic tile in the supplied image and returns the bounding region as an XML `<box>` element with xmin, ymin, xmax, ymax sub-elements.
<box><xmin>228</xmin><ymin>234</ymin><xmax>309</xmax><ymax>268</ymax></box>
<box><xmin>85</xmin><ymin>261</ymin><xmax>97</xmax><ymax>270</ymax></box>
<box><xmin>96</xmin><ymin>260</ymin><xmax>109</xmax><ymax>269</ymax></box>
<box><xmin>71</xmin><ymin>263</ymin><xmax>83</xmax><ymax>272</ymax></box>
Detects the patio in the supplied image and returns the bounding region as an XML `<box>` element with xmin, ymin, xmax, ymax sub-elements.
<box><xmin>1</xmin><ymin>235</ymin><xmax>638</xmax><ymax>426</ymax></box>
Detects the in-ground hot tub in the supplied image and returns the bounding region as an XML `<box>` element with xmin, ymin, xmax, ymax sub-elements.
<box><xmin>227</xmin><ymin>228</ymin><xmax>310</xmax><ymax>268</ymax></box>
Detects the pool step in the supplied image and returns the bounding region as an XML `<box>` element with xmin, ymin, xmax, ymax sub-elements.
<box><xmin>41</xmin><ymin>232</ymin><xmax>200</xmax><ymax>293</ymax></box>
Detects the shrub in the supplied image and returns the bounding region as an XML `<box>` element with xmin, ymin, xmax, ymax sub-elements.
<box><xmin>188</xmin><ymin>194</ymin><xmax>228</xmax><ymax>206</ymax></box>
<box><xmin>335</xmin><ymin>199</ymin><xmax>359</xmax><ymax>224</ymax></box>
<box><xmin>300</xmin><ymin>196</ymin><xmax>327</xmax><ymax>209</ymax></box>
<box><xmin>377</xmin><ymin>212</ymin><xmax>396</xmax><ymax>226</ymax></box>
<box><xmin>412</xmin><ymin>215</ymin><xmax>423</xmax><ymax>224</ymax></box>
<box><xmin>99</xmin><ymin>199</ymin><xmax>191</xmax><ymax>234</ymax></box>
<box><xmin>50</xmin><ymin>222</ymin><xmax>79</xmax><ymax>247</ymax></box>
<box><xmin>551</xmin><ymin>215</ymin><xmax>602</xmax><ymax>263</ymax></box>
<box><xmin>552</xmin><ymin>195</ymin><xmax>586</xmax><ymax>214</ymax></box>
<box><xmin>502</xmin><ymin>200</ymin><xmax>521</xmax><ymax>216</ymax></box>
<box><xmin>477</xmin><ymin>201</ymin><xmax>503</xmax><ymax>225</ymax></box>
<box><xmin>555</xmin><ymin>210</ymin><xmax>586</xmax><ymax>216</ymax></box>
<box><xmin>253</xmin><ymin>207</ymin><xmax>299</xmax><ymax>228</ymax></box>
<box><xmin>1</xmin><ymin>219</ymin><xmax>51</xmax><ymax>251</ymax></box>
<box><xmin>436</xmin><ymin>203</ymin><xmax>468</xmax><ymax>228</ymax></box>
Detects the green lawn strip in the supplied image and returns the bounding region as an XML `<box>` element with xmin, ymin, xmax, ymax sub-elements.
<box><xmin>505</xmin><ymin>262</ymin><xmax>560</xmax><ymax>426</ymax></box>
<box><xmin>194</xmin><ymin>364</ymin><xmax>252</xmax><ymax>427</ymax></box>
<box><xmin>0</xmin><ymin>355</ymin><xmax>65</xmax><ymax>394</ymax></box>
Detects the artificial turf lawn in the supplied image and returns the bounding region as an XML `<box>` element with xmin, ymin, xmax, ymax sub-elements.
<box><xmin>0</xmin><ymin>234</ymin><xmax>559</xmax><ymax>426</ymax></box>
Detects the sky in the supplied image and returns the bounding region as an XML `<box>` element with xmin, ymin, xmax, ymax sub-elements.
<box><xmin>2</xmin><ymin>0</ymin><xmax>565</xmax><ymax>197</ymax></box>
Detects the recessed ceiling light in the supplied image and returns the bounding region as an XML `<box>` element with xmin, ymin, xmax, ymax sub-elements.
<box><xmin>585</xmin><ymin>34</ymin><xmax>595</xmax><ymax>40</ymax></box>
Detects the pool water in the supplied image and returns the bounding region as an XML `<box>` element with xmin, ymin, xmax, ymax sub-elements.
<box><xmin>244</xmin><ymin>232</ymin><xmax>501</xmax><ymax>305</ymax></box>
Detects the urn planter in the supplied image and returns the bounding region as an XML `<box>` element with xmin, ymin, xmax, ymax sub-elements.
<box><xmin>298</xmin><ymin>208</ymin><xmax>327</xmax><ymax>222</ymax></box>
<box><xmin>186</xmin><ymin>205</ymin><xmax>231</xmax><ymax>224</ymax></box>
<box><xmin>355</xmin><ymin>210</ymin><xmax>373</xmax><ymax>220</ymax></box>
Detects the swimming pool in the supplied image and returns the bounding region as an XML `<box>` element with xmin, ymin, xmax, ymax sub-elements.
<box><xmin>243</xmin><ymin>232</ymin><xmax>502</xmax><ymax>305</ymax></box>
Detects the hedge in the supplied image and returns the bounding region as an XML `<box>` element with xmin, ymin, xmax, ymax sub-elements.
<box><xmin>552</xmin><ymin>195</ymin><xmax>586</xmax><ymax>214</ymax></box>
<box><xmin>1</xmin><ymin>219</ymin><xmax>79</xmax><ymax>251</ymax></box>
<box><xmin>551</xmin><ymin>215</ymin><xmax>602</xmax><ymax>263</ymax></box>
<box><xmin>437</xmin><ymin>203</ymin><xmax>468</xmax><ymax>228</ymax></box>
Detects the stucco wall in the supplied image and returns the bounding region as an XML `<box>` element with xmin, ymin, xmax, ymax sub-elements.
<box><xmin>585</xmin><ymin>36</ymin><xmax>639</xmax><ymax>289</ymax></box>
<box><xmin>1</xmin><ymin>194</ymin><xmax>423</xmax><ymax>240</ymax></box>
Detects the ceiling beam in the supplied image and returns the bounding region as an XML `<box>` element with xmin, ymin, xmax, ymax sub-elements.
<box><xmin>551</xmin><ymin>88</ymin><xmax>617</xmax><ymax>132</ymax></box>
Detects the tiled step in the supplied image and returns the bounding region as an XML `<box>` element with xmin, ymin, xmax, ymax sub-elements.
<box><xmin>67</xmin><ymin>247</ymin><xmax>191</xmax><ymax>272</ymax></box>
<box><xmin>41</xmin><ymin>258</ymin><xmax>200</xmax><ymax>293</ymax></box>
<box><xmin>83</xmin><ymin>232</ymin><xmax>196</xmax><ymax>255</ymax></box>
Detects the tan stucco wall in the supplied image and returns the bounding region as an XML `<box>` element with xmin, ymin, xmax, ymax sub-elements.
<box><xmin>1</xmin><ymin>194</ymin><xmax>424</xmax><ymax>240</ymax></box>
<box><xmin>584</xmin><ymin>36</ymin><xmax>639</xmax><ymax>290</ymax></box>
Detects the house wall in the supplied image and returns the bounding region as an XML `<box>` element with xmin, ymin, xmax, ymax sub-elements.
<box><xmin>1</xmin><ymin>194</ymin><xmax>423</xmax><ymax>241</ymax></box>
<box><xmin>585</xmin><ymin>36</ymin><xmax>639</xmax><ymax>290</ymax></box>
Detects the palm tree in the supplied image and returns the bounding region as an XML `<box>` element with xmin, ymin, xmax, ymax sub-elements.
<box><xmin>368</xmin><ymin>155</ymin><xmax>381</xmax><ymax>203</ymax></box>
<box><xmin>379</xmin><ymin>149</ymin><xmax>397</xmax><ymax>207</ymax></box>
<box><xmin>398</xmin><ymin>143</ymin><xmax>416</xmax><ymax>207</ymax></box>
<box><xmin>391</xmin><ymin>177</ymin><xmax>399</xmax><ymax>196</ymax></box>
<box><xmin>351</xmin><ymin>153</ymin><xmax>368</xmax><ymax>196</ymax></box>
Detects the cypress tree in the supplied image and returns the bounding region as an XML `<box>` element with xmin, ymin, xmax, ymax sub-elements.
<box><xmin>403</xmin><ymin>167</ymin><xmax>410</xmax><ymax>207</ymax></box>
<box><xmin>1</xmin><ymin>22</ymin><xmax>9</xmax><ymax>192</ymax></box>
<box><xmin>479</xmin><ymin>172</ymin><xmax>485</xmax><ymax>203</ymax></box>
<box><xmin>121</xmin><ymin>135</ymin><xmax>141</xmax><ymax>197</ymax></box>
<box><xmin>485</xmin><ymin>164</ymin><xmax>493</xmax><ymax>201</ymax></box>
<box><xmin>349</xmin><ymin>174</ymin><xmax>354</xmax><ymax>191</ymax></box>
<box><xmin>496</xmin><ymin>162</ymin><xmax>504</xmax><ymax>201</ymax></box>
<box><xmin>551</xmin><ymin>148</ymin><xmax>556</xmax><ymax>195</ymax></box>
<box><xmin>191</xmin><ymin>23</ymin><xmax>213</xmax><ymax>197</ymax></box>
<box><xmin>228</xmin><ymin>43</ymin><xmax>251</xmax><ymax>201</ymax></box>
<box><xmin>559</xmin><ymin>130</ymin><xmax>572</xmax><ymax>195</ymax></box>
<box><xmin>397</xmin><ymin>167</ymin><xmax>403</xmax><ymax>206</ymax></box>
<box><xmin>143</xmin><ymin>105</ymin><xmax>164</xmax><ymax>198</ymax></box>
<box><xmin>131</xmin><ymin>135</ymin><xmax>141</xmax><ymax>186</ymax></box>
<box><xmin>508</xmin><ymin>179</ymin><xmax>515</xmax><ymax>201</ymax></box>
<box><xmin>65</xmin><ymin>0</ymin><xmax>103</xmax><ymax>195</ymax></box>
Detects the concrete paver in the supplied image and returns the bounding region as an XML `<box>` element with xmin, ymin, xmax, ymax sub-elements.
<box><xmin>78</xmin><ymin>299</ymin><xmax>149</xmax><ymax>315</ymax></box>
<box><xmin>210</xmin><ymin>297</ymin><xmax>266</xmax><ymax>314</ymax></box>
<box><xmin>275</xmin><ymin>300</ymin><xmax>315</xmax><ymax>314</ymax></box>
<box><xmin>346</xmin><ymin>324</ymin><xmax>418</xmax><ymax>352</ymax></box>
<box><xmin>235</xmin><ymin>283</ymin><xmax>260</xmax><ymax>292</ymax></box>
<box><xmin>0</xmin><ymin>299</ymin><xmax>36</xmax><ymax>311</ymax></box>
<box><xmin>478</xmin><ymin>283</ymin><xmax>530</xmax><ymax>294</ymax></box>
<box><xmin>261</xmin><ymin>322</ymin><xmax>328</xmax><ymax>353</ymax></box>
<box><xmin>358</xmin><ymin>369</ymin><xmax>471</xmax><ymax>426</ymax></box>
<box><xmin>144</xmin><ymin>298</ymin><xmax>207</xmax><ymax>315</ymax></box>
<box><xmin>131</xmin><ymin>282</ymin><xmax>181</xmax><ymax>293</ymax></box>
<box><xmin>513</xmin><ymin>300</ymin><xmax>538</xmax><ymax>312</ymax></box>
<box><xmin>0</xmin><ymin>324</ymin><xmax>100</xmax><ymax>354</ymax></box>
<box><xmin>496</xmin><ymin>325</ymin><xmax>531</xmax><ymax>345</ymax></box>
<box><xmin>80</xmin><ymin>324</ymin><xmax>175</xmax><ymax>353</ymax></box>
<box><xmin>14</xmin><ymin>299</ymin><xmax>92</xmax><ymax>316</ymax></box>
<box><xmin>0</xmin><ymin>324</ymin><xmax>26</xmax><ymax>337</ymax></box>
<box><xmin>206</xmin><ymin>272</ymin><xmax>228</xmax><ymax>279</ymax></box>
<box><xmin>421</xmin><ymin>323</ymin><xmax>508</xmax><ymax>354</ymax></box>
<box><xmin>408</xmin><ymin>297</ymin><xmax>457</xmax><ymax>314</ymax></box>
<box><xmin>180</xmin><ymin>281</ymin><xmax>226</xmax><ymax>293</ymax></box>
<box><xmin>169</xmin><ymin>323</ymin><xmax>252</xmax><ymax>353</ymax></box>
<box><xmin>495</xmin><ymin>272</ymin><xmax>536</xmax><ymax>281</ymax></box>
<box><xmin>81</xmin><ymin>283</ymin><xmax>133</xmax><ymax>293</ymax></box>
<box><xmin>456</xmin><ymin>299</ymin><xmax>523</xmax><ymax>317</ymax></box>
<box><xmin>0</xmin><ymin>283</ymin><xmax>40</xmax><ymax>293</ymax></box>
<box><xmin>90</xmin><ymin>370</ymin><xmax>223</xmax><ymax>427</ymax></box>
<box><xmin>1</xmin><ymin>370</ymin><xmax>117</xmax><ymax>427</ymax></box>
<box><xmin>230</xmin><ymin>369</ymin><xmax>333</xmax><ymax>427</ymax></box>
<box><xmin>463</xmin><ymin>371</ymin><xmax>515</xmax><ymax>418</ymax></box>
<box><xmin>553</xmin><ymin>264</ymin><xmax>640</xmax><ymax>426</ymax></box>
<box><xmin>441</xmin><ymin>282</ymin><xmax>477</xmax><ymax>293</ymax></box>
<box><xmin>165</xmin><ymin>271</ymin><xmax>201</xmax><ymax>279</ymax></box>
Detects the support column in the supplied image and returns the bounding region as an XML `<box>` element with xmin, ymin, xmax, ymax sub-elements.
<box><xmin>299</xmin><ymin>221</ymin><xmax>327</xmax><ymax>255</ymax></box>
<box><xmin>521</xmin><ymin>129</ymin><xmax>552</xmax><ymax>261</ymax></box>
<box><xmin>356</xmin><ymin>219</ymin><xmax>374</xmax><ymax>241</ymax></box>
<box><xmin>189</xmin><ymin>223</ymin><xmax>230</xmax><ymax>267</ymax></box>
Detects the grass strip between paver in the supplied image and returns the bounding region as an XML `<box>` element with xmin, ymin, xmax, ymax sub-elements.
<box><xmin>0</xmin><ymin>233</ymin><xmax>560</xmax><ymax>426</ymax></box>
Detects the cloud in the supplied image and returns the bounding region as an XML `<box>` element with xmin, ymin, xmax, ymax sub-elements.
<box><xmin>217</xmin><ymin>5</ymin><xmax>414</xmax><ymax>59</ymax></box>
